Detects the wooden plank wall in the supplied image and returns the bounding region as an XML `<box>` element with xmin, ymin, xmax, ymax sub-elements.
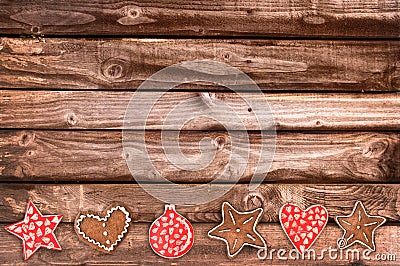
<box><xmin>0</xmin><ymin>0</ymin><xmax>399</xmax><ymax>265</ymax></box>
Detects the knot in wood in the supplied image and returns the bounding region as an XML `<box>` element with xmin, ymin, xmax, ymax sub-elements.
<box><xmin>121</xmin><ymin>5</ymin><xmax>141</xmax><ymax>18</ymax></box>
<box><xmin>127</xmin><ymin>8</ymin><xmax>140</xmax><ymax>18</ymax></box>
<box><xmin>199</xmin><ymin>92</ymin><xmax>216</xmax><ymax>108</ymax></box>
<box><xmin>30</xmin><ymin>26</ymin><xmax>41</xmax><ymax>34</ymax></box>
<box><xmin>116</xmin><ymin>5</ymin><xmax>156</xmax><ymax>26</ymax></box>
<box><xmin>223</xmin><ymin>52</ymin><xmax>231</xmax><ymax>61</ymax></box>
<box><xmin>66</xmin><ymin>113</ymin><xmax>78</xmax><ymax>126</ymax></box>
<box><xmin>243</xmin><ymin>192</ymin><xmax>265</xmax><ymax>210</ymax></box>
<box><xmin>362</xmin><ymin>139</ymin><xmax>389</xmax><ymax>158</ymax></box>
<box><xmin>213</xmin><ymin>136</ymin><xmax>227</xmax><ymax>150</ymax></box>
<box><xmin>18</xmin><ymin>132</ymin><xmax>35</xmax><ymax>146</ymax></box>
<box><xmin>101</xmin><ymin>58</ymin><xmax>129</xmax><ymax>80</ymax></box>
<box><xmin>390</xmin><ymin>74</ymin><xmax>400</xmax><ymax>90</ymax></box>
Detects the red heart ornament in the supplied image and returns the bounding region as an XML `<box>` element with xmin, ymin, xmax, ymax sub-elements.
<box><xmin>279</xmin><ymin>203</ymin><xmax>328</xmax><ymax>254</ymax></box>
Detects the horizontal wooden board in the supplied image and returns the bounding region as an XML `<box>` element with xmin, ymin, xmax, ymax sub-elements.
<box><xmin>0</xmin><ymin>130</ymin><xmax>398</xmax><ymax>183</ymax></box>
<box><xmin>1</xmin><ymin>184</ymin><xmax>399</xmax><ymax>223</ymax></box>
<box><xmin>0</xmin><ymin>38</ymin><xmax>399</xmax><ymax>91</ymax></box>
<box><xmin>0</xmin><ymin>223</ymin><xmax>398</xmax><ymax>265</ymax></box>
<box><xmin>1</xmin><ymin>91</ymin><xmax>399</xmax><ymax>130</ymax></box>
<box><xmin>0</xmin><ymin>1</ymin><xmax>399</xmax><ymax>37</ymax></box>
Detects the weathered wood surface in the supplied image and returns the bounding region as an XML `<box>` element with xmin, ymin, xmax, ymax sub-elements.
<box><xmin>0</xmin><ymin>1</ymin><xmax>399</xmax><ymax>37</ymax></box>
<box><xmin>1</xmin><ymin>184</ymin><xmax>399</xmax><ymax>223</ymax></box>
<box><xmin>1</xmin><ymin>91</ymin><xmax>399</xmax><ymax>130</ymax></box>
<box><xmin>0</xmin><ymin>223</ymin><xmax>398</xmax><ymax>265</ymax></box>
<box><xmin>0</xmin><ymin>130</ymin><xmax>398</xmax><ymax>183</ymax></box>
<box><xmin>0</xmin><ymin>38</ymin><xmax>399</xmax><ymax>91</ymax></box>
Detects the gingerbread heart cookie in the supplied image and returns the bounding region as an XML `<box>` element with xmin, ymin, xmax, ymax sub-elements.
<box><xmin>279</xmin><ymin>203</ymin><xmax>328</xmax><ymax>255</ymax></box>
<box><xmin>74</xmin><ymin>203</ymin><xmax>132</xmax><ymax>253</ymax></box>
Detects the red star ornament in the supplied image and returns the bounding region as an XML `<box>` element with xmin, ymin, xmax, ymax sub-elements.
<box><xmin>5</xmin><ymin>200</ymin><xmax>63</xmax><ymax>260</ymax></box>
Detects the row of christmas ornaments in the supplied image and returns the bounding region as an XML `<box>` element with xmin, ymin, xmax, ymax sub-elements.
<box><xmin>5</xmin><ymin>200</ymin><xmax>386</xmax><ymax>260</ymax></box>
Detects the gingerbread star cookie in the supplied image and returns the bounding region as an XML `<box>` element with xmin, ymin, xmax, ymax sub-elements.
<box><xmin>74</xmin><ymin>203</ymin><xmax>132</xmax><ymax>253</ymax></box>
<box><xmin>335</xmin><ymin>201</ymin><xmax>386</xmax><ymax>251</ymax></box>
<box><xmin>5</xmin><ymin>200</ymin><xmax>63</xmax><ymax>260</ymax></box>
<box><xmin>208</xmin><ymin>202</ymin><xmax>266</xmax><ymax>257</ymax></box>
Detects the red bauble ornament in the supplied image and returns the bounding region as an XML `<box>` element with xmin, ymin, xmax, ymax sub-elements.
<box><xmin>149</xmin><ymin>204</ymin><xmax>194</xmax><ymax>258</ymax></box>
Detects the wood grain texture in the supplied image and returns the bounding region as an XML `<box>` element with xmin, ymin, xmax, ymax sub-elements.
<box><xmin>0</xmin><ymin>130</ymin><xmax>398</xmax><ymax>183</ymax></box>
<box><xmin>1</xmin><ymin>184</ymin><xmax>399</xmax><ymax>223</ymax></box>
<box><xmin>0</xmin><ymin>1</ymin><xmax>399</xmax><ymax>37</ymax></box>
<box><xmin>0</xmin><ymin>38</ymin><xmax>399</xmax><ymax>91</ymax></box>
<box><xmin>0</xmin><ymin>223</ymin><xmax>398</xmax><ymax>265</ymax></box>
<box><xmin>1</xmin><ymin>91</ymin><xmax>398</xmax><ymax>130</ymax></box>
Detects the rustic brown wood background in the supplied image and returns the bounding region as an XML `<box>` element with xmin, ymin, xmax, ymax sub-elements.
<box><xmin>0</xmin><ymin>0</ymin><xmax>399</xmax><ymax>265</ymax></box>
